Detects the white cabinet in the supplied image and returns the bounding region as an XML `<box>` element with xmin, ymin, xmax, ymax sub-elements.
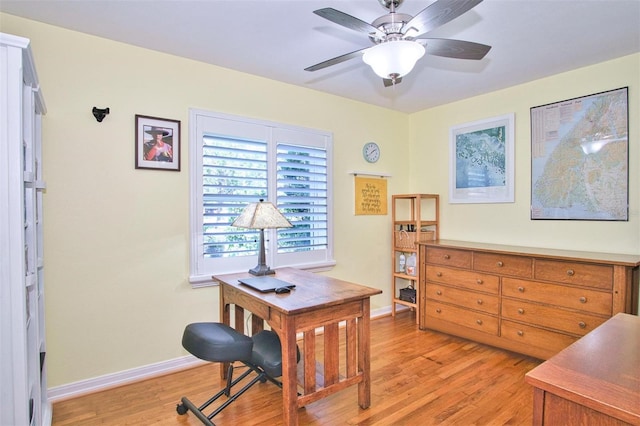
<box><xmin>0</xmin><ymin>33</ymin><xmax>50</xmax><ymax>426</ymax></box>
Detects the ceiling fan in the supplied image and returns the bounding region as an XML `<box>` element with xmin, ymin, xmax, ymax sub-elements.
<box><xmin>305</xmin><ymin>0</ymin><xmax>491</xmax><ymax>87</ymax></box>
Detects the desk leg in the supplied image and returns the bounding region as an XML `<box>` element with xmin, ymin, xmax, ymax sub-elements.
<box><xmin>280</xmin><ymin>320</ymin><xmax>299</xmax><ymax>426</ymax></box>
<box><xmin>220</xmin><ymin>286</ymin><xmax>230</xmax><ymax>380</ymax></box>
<box><xmin>358</xmin><ymin>298</ymin><xmax>372</xmax><ymax>409</ymax></box>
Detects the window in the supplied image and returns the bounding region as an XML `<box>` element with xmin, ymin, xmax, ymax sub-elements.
<box><xmin>189</xmin><ymin>109</ymin><xmax>334</xmax><ymax>284</ymax></box>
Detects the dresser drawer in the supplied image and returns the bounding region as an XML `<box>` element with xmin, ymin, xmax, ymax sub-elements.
<box><xmin>426</xmin><ymin>283</ymin><xmax>499</xmax><ymax>314</ymax></box>
<box><xmin>501</xmin><ymin>320</ymin><xmax>577</xmax><ymax>354</ymax></box>
<box><xmin>502</xmin><ymin>278</ymin><xmax>612</xmax><ymax>315</ymax></box>
<box><xmin>426</xmin><ymin>247</ymin><xmax>472</xmax><ymax>269</ymax></box>
<box><xmin>502</xmin><ymin>299</ymin><xmax>608</xmax><ymax>336</ymax></box>
<box><xmin>425</xmin><ymin>301</ymin><xmax>498</xmax><ymax>335</ymax></box>
<box><xmin>426</xmin><ymin>265</ymin><xmax>499</xmax><ymax>294</ymax></box>
<box><xmin>473</xmin><ymin>252</ymin><xmax>532</xmax><ymax>278</ymax></box>
<box><xmin>534</xmin><ymin>259</ymin><xmax>613</xmax><ymax>290</ymax></box>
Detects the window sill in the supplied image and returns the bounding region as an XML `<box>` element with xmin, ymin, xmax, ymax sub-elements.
<box><xmin>189</xmin><ymin>260</ymin><xmax>337</xmax><ymax>289</ymax></box>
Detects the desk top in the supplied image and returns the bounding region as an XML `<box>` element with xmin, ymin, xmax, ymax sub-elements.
<box><xmin>525</xmin><ymin>313</ymin><xmax>640</xmax><ymax>424</ymax></box>
<box><xmin>213</xmin><ymin>267</ymin><xmax>382</xmax><ymax>315</ymax></box>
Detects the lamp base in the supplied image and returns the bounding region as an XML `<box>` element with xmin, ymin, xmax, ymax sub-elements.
<box><xmin>249</xmin><ymin>264</ymin><xmax>275</xmax><ymax>276</ymax></box>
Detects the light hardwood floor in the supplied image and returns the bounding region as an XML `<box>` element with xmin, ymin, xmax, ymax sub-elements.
<box><xmin>52</xmin><ymin>312</ymin><xmax>541</xmax><ymax>425</ymax></box>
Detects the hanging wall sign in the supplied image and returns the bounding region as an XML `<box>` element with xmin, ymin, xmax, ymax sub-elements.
<box><xmin>355</xmin><ymin>176</ymin><xmax>387</xmax><ymax>215</ymax></box>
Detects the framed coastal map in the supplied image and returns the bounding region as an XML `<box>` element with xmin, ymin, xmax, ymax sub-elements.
<box><xmin>530</xmin><ymin>87</ymin><xmax>628</xmax><ymax>220</ymax></box>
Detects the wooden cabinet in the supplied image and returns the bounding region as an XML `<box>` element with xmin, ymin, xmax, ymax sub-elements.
<box><xmin>525</xmin><ymin>313</ymin><xmax>640</xmax><ymax>425</ymax></box>
<box><xmin>419</xmin><ymin>240</ymin><xmax>639</xmax><ymax>360</ymax></box>
<box><xmin>391</xmin><ymin>194</ymin><xmax>439</xmax><ymax>323</ymax></box>
<box><xmin>0</xmin><ymin>33</ymin><xmax>50</xmax><ymax>426</ymax></box>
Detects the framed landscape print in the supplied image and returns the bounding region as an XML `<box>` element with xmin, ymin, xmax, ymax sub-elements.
<box><xmin>449</xmin><ymin>113</ymin><xmax>515</xmax><ymax>204</ymax></box>
<box><xmin>530</xmin><ymin>87</ymin><xmax>628</xmax><ymax>220</ymax></box>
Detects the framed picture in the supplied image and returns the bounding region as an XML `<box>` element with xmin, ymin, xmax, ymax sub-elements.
<box><xmin>530</xmin><ymin>87</ymin><xmax>628</xmax><ymax>220</ymax></box>
<box><xmin>449</xmin><ymin>113</ymin><xmax>515</xmax><ymax>204</ymax></box>
<box><xmin>135</xmin><ymin>114</ymin><xmax>181</xmax><ymax>171</ymax></box>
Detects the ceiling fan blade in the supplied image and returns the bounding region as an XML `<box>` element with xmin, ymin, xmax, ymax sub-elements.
<box><xmin>304</xmin><ymin>48</ymin><xmax>367</xmax><ymax>72</ymax></box>
<box><xmin>314</xmin><ymin>8</ymin><xmax>387</xmax><ymax>39</ymax></box>
<box><xmin>419</xmin><ymin>38</ymin><xmax>491</xmax><ymax>60</ymax></box>
<box><xmin>383</xmin><ymin>76</ymin><xmax>403</xmax><ymax>87</ymax></box>
<box><xmin>402</xmin><ymin>0</ymin><xmax>483</xmax><ymax>37</ymax></box>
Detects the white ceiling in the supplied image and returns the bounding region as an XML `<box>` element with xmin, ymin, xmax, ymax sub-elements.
<box><xmin>1</xmin><ymin>0</ymin><xmax>639</xmax><ymax>113</ymax></box>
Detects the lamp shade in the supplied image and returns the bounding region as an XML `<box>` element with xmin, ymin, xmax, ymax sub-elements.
<box><xmin>362</xmin><ymin>40</ymin><xmax>425</xmax><ymax>79</ymax></box>
<box><xmin>232</xmin><ymin>199</ymin><xmax>292</xmax><ymax>276</ymax></box>
<box><xmin>232</xmin><ymin>199</ymin><xmax>292</xmax><ymax>229</ymax></box>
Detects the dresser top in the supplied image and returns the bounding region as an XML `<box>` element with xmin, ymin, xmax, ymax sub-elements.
<box><xmin>421</xmin><ymin>239</ymin><xmax>640</xmax><ymax>267</ymax></box>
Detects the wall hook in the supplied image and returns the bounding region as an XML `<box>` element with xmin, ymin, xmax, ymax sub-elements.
<box><xmin>92</xmin><ymin>107</ymin><xmax>110</xmax><ymax>122</ymax></box>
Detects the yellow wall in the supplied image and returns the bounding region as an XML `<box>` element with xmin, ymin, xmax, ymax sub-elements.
<box><xmin>1</xmin><ymin>14</ymin><xmax>409</xmax><ymax>387</ymax></box>
<box><xmin>2</xmin><ymin>13</ymin><xmax>638</xmax><ymax>389</ymax></box>
<box><xmin>409</xmin><ymin>55</ymin><xmax>639</xmax><ymax>253</ymax></box>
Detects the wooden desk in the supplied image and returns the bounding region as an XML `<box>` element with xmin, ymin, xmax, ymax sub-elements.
<box><xmin>525</xmin><ymin>313</ymin><xmax>640</xmax><ymax>425</ymax></box>
<box><xmin>213</xmin><ymin>268</ymin><xmax>382</xmax><ymax>426</ymax></box>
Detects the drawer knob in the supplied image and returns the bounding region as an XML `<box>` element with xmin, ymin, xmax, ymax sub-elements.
<box><xmin>567</xmin><ymin>269</ymin><xmax>575</xmax><ymax>276</ymax></box>
<box><xmin>517</xmin><ymin>330</ymin><xmax>524</xmax><ymax>337</ymax></box>
<box><xmin>476</xmin><ymin>319</ymin><xmax>483</xmax><ymax>325</ymax></box>
<box><xmin>579</xmin><ymin>296</ymin><xmax>587</xmax><ymax>303</ymax></box>
<box><xmin>518</xmin><ymin>308</ymin><xmax>525</xmax><ymax>315</ymax></box>
<box><xmin>477</xmin><ymin>299</ymin><xmax>483</xmax><ymax>305</ymax></box>
<box><xmin>436</xmin><ymin>272</ymin><xmax>442</xmax><ymax>277</ymax></box>
<box><xmin>497</xmin><ymin>261</ymin><xmax>504</xmax><ymax>267</ymax></box>
<box><xmin>476</xmin><ymin>279</ymin><xmax>483</xmax><ymax>285</ymax></box>
<box><xmin>444</xmin><ymin>254</ymin><xmax>450</xmax><ymax>260</ymax></box>
<box><xmin>518</xmin><ymin>286</ymin><xmax>525</xmax><ymax>293</ymax></box>
<box><xmin>436</xmin><ymin>290</ymin><xmax>442</xmax><ymax>296</ymax></box>
<box><xmin>436</xmin><ymin>308</ymin><xmax>441</xmax><ymax>314</ymax></box>
<box><xmin>579</xmin><ymin>321</ymin><xmax>586</xmax><ymax>329</ymax></box>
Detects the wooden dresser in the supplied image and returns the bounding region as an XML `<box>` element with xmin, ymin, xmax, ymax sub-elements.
<box><xmin>419</xmin><ymin>240</ymin><xmax>640</xmax><ymax>360</ymax></box>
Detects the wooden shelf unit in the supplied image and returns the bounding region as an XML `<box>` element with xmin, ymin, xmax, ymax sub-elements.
<box><xmin>391</xmin><ymin>194</ymin><xmax>439</xmax><ymax>323</ymax></box>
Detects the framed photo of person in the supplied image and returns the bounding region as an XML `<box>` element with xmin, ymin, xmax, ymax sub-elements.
<box><xmin>135</xmin><ymin>114</ymin><xmax>181</xmax><ymax>171</ymax></box>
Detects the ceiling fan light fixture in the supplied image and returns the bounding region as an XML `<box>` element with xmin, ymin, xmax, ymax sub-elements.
<box><xmin>362</xmin><ymin>40</ymin><xmax>425</xmax><ymax>79</ymax></box>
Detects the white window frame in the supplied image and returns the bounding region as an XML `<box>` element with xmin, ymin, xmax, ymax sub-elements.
<box><xmin>189</xmin><ymin>108</ymin><xmax>335</xmax><ymax>286</ymax></box>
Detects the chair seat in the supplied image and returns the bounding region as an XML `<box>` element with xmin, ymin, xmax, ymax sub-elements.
<box><xmin>182</xmin><ymin>323</ymin><xmax>253</xmax><ymax>363</ymax></box>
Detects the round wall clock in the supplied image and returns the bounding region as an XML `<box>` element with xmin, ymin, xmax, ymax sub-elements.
<box><xmin>362</xmin><ymin>142</ymin><xmax>380</xmax><ymax>163</ymax></box>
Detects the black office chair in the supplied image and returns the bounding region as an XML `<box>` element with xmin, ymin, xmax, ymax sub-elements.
<box><xmin>176</xmin><ymin>322</ymin><xmax>297</xmax><ymax>425</ymax></box>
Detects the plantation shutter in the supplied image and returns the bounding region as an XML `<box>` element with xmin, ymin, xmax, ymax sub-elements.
<box><xmin>202</xmin><ymin>135</ymin><xmax>267</xmax><ymax>260</ymax></box>
<box><xmin>190</xmin><ymin>110</ymin><xmax>334</xmax><ymax>282</ymax></box>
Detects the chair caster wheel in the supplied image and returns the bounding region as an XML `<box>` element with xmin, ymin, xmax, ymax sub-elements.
<box><xmin>176</xmin><ymin>403</ymin><xmax>188</xmax><ymax>415</ymax></box>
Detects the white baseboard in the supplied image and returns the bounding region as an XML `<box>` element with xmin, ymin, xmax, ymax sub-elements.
<box><xmin>48</xmin><ymin>355</ymin><xmax>206</xmax><ymax>402</ymax></box>
<box><xmin>47</xmin><ymin>305</ymin><xmax>407</xmax><ymax>402</ymax></box>
<box><xmin>372</xmin><ymin>305</ymin><xmax>404</xmax><ymax>318</ymax></box>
